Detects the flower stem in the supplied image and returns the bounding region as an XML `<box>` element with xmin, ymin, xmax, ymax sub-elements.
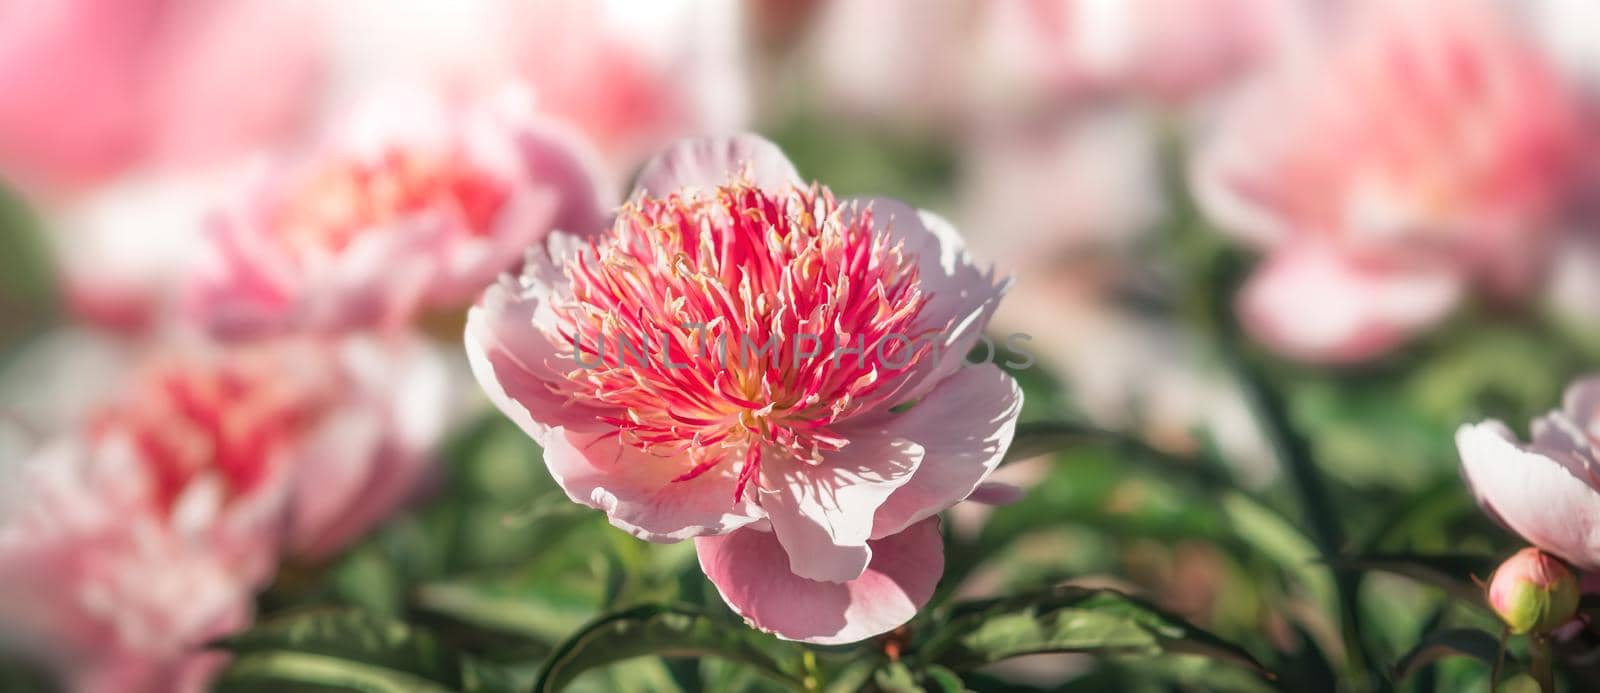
<box><xmin>1531</xmin><ymin>634</ymin><xmax>1555</xmax><ymax>693</ymax></box>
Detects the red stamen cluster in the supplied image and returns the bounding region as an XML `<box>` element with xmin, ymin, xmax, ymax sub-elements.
<box><xmin>91</xmin><ymin>358</ymin><xmax>325</xmax><ymax>518</ymax></box>
<box><xmin>552</xmin><ymin>180</ymin><xmax>934</xmax><ymax>498</ymax></box>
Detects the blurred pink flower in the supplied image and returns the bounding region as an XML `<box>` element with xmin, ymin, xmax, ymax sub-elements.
<box><xmin>184</xmin><ymin>88</ymin><xmax>611</xmax><ymax>340</ymax></box>
<box><xmin>978</xmin><ymin>0</ymin><xmax>1301</xmax><ymax>106</ymax></box>
<box><xmin>1194</xmin><ymin>0</ymin><xmax>1585</xmax><ymax>363</ymax></box>
<box><xmin>1458</xmin><ymin>376</ymin><xmax>1600</xmax><ymax>570</ymax></box>
<box><xmin>0</xmin><ymin>0</ymin><xmax>323</xmax><ymax>193</ymax></box>
<box><xmin>466</xmin><ymin>135</ymin><xmax>1021</xmax><ymax>643</ymax></box>
<box><xmin>499</xmin><ymin>0</ymin><xmax>750</xmax><ymax>171</ymax></box>
<box><xmin>0</xmin><ymin>350</ymin><xmax>306</xmax><ymax>691</ymax></box>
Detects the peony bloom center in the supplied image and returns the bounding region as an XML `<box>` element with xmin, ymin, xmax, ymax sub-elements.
<box><xmin>553</xmin><ymin>181</ymin><xmax>934</xmax><ymax>496</ymax></box>
<box><xmin>90</xmin><ymin>359</ymin><xmax>322</xmax><ymax>518</ymax></box>
<box><xmin>276</xmin><ymin>148</ymin><xmax>508</xmax><ymax>253</ymax></box>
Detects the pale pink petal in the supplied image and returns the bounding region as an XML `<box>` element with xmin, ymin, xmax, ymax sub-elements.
<box><xmin>543</xmin><ymin>428</ymin><xmax>761</xmax><ymax>543</ymax></box>
<box><xmin>285</xmin><ymin>338</ymin><xmax>448</xmax><ymax>559</ymax></box>
<box><xmin>463</xmin><ymin>276</ymin><xmax>613</xmax><ymax>443</ymax></box>
<box><xmin>1238</xmin><ymin>244</ymin><xmax>1464</xmax><ymax>364</ymax></box>
<box><xmin>695</xmin><ymin>516</ymin><xmax>944</xmax><ymax>645</ymax></box>
<box><xmin>860</xmin><ymin>364</ymin><xmax>1023</xmax><ymax>539</ymax></box>
<box><xmin>428</xmin><ymin>111</ymin><xmax>615</xmax><ymax>306</ymax></box>
<box><xmin>631</xmin><ymin>134</ymin><xmax>802</xmax><ymax>198</ymax></box>
<box><xmin>1458</xmin><ymin>421</ymin><xmax>1600</xmax><ymax>570</ymax></box>
<box><xmin>758</xmin><ymin>437</ymin><xmax>923</xmax><ymax>582</ymax></box>
<box><xmin>284</xmin><ymin>407</ymin><xmax>386</xmax><ymax>558</ymax></box>
<box><xmin>506</xmin><ymin>113</ymin><xmax>617</xmax><ymax>239</ymax></box>
<box><xmin>845</xmin><ymin>200</ymin><xmax>1007</xmax><ymax>404</ymax></box>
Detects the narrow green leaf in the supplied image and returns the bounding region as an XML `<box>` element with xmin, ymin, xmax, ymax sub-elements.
<box><xmin>1391</xmin><ymin>628</ymin><xmax>1506</xmax><ymax>682</ymax></box>
<box><xmin>216</xmin><ymin>608</ymin><xmax>461</xmax><ymax>687</ymax></box>
<box><xmin>214</xmin><ymin>651</ymin><xmax>453</xmax><ymax>693</ymax></box>
<box><xmin>821</xmin><ymin>655</ymin><xmax>882</xmax><ymax>693</ymax></box>
<box><xmin>921</xmin><ymin>665</ymin><xmax>964</xmax><ymax>693</ymax></box>
<box><xmin>533</xmin><ymin>604</ymin><xmax>805</xmax><ymax>693</ymax></box>
<box><xmin>919</xmin><ymin>586</ymin><xmax>1270</xmax><ymax>679</ymax></box>
<box><xmin>872</xmin><ymin>662</ymin><xmax>920</xmax><ymax>693</ymax></box>
<box><xmin>412</xmin><ymin>570</ymin><xmax>602</xmax><ymax>643</ymax></box>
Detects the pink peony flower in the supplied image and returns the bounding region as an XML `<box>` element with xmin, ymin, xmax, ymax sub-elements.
<box><xmin>466</xmin><ymin>135</ymin><xmax>1022</xmax><ymax>643</ymax></box>
<box><xmin>184</xmin><ymin>87</ymin><xmax>611</xmax><ymax>340</ymax></box>
<box><xmin>1193</xmin><ymin>0</ymin><xmax>1585</xmax><ymax>363</ymax></box>
<box><xmin>0</xmin><ymin>353</ymin><xmax>306</xmax><ymax>691</ymax></box>
<box><xmin>4</xmin><ymin>331</ymin><xmax>451</xmax><ymax>556</ymax></box>
<box><xmin>0</xmin><ymin>0</ymin><xmax>323</xmax><ymax>193</ymax></box>
<box><xmin>1458</xmin><ymin>376</ymin><xmax>1600</xmax><ymax>571</ymax></box>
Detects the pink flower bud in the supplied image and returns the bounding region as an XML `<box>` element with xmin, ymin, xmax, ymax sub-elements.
<box><xmin>1488</xmin><ymin>548</ymin><xmax>1580</xmax><ymax>635</ymax></box>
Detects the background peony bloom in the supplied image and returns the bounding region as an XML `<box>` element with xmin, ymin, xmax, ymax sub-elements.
<box><xmin>0</xmin><ymin>441</ymin><xmax>261</xmax><ymax>693</ymax></box>
<box><xmin>0</xmin><ymin>0</ymin><xmax>323</xmax><ymax>193</ymax></box>
<box><xmin>185</xmin><ymin>87</ymin><xmax>611</xmax><ymax>340</ymax></box>
<box><xmin>467</xmin><ymin>134</ymin><xmax>1022</xmax><ymax>643</ymax></box>
<box><xmin>1458</xmin><ymin>376</ymin><xmax>1600</xmax><ymax>571</ymax></box>
<box><xmin>1193</xmin><ymin>0</ymin><xmax>1584</xmax><ymax>363</ymax></box>
<box><xmin>0</xmin><ymin>346</ymin><xmax>312</xmax><ymax>692</ymax></box>
<box><xmin>1</xmin><ymin>333</ymin><xmax>452</xmax><ymax>562</ymax></box>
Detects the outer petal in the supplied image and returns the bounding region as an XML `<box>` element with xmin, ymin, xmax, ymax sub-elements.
<box><xmin>463</xmin><ymin>273</ymin><xmax>612</xmax><ymax>443</ymax></box>
<box><xmin>1238</xmin><ymin>244</ymin><xmax>1463</xmax><ymax>364</ymax></box>
<box><xmin>1458</xmin><ymin>421</ymin><xmax>1600</xmax><ymax>570</ymax></box>
<box><xmin>543</xmin><ymin>428</ymin><xmax>761</xmax><ymax>542</ymax></box>
<box><xmin>695</xmin><ymin>516</ymin><xmax>944</xmax><ymax>645</ymax></box>
<box><xmin>846</xmin><ymin>200</ymin><xmax>1008</xmax><ymax>404</ymax></box>
<box><xmin>860</xmin><ymin>364</ymin><xmax>1023</xmax><ymax>539</ymax></box>
<box><xmin>758</xmin><ymin>437</ymin><xmax>923</xmax><ymax>582</ymax></box>
<box><xmin>631</xmin><ymin>134</ymin><xmax>802</xmax><ymax>198</ymax></box>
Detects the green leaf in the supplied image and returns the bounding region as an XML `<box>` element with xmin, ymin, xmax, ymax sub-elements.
<box><xmin>918</xmin><ymin>586</ymin><xmax>1271</xmax><ymax>679</ymax></box>
<box><xmin>1337</xmin><ymin>553</ymin><xmax>1495</xmax><ymax>605</ymax></box>
<box><xmin>872</xmin><ymin>662</ymin><xmax>920</xmax><ymax>693</ymax></box>
<box><xmin>820</xmin><ymin>655</ymin><xmax>882</xmax><ymax>693</ymax></box>
<box><xmin>533</xmin><ymin>604</ymin><xmax>805</xmax><ymax>693</ymax></box>
<box><xmin>215</xmin><ymin>652</ymin><xmax>454</xmax><ymax>693</ymax></box>
<box><xmin>0</xmin><ymin>182</ymin><xmax>57</xmax><ymax>362</ymax></box>
<box><xmin>921</xmin><ymin>665</ymin><xmax>964</xmax><ymax>693</ymax></box>
<box><xmin>216</xmin><ymin>608</ymin><xmax>462</xmax><ymax>688</ymax></box>
<box><xmin>412</xmin><ymin>569</ymin><xmax>603</xmax><ymax>643</ymax></box>
<box><xmin>0</xmin><ymin>654</ymin><xmax>57</xmax><ymax>693</ymax></box>
<box><xmin>1391</xmin><ymin>628</ymin><xmax>1506</xmax><ymax>682</ymax></box>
